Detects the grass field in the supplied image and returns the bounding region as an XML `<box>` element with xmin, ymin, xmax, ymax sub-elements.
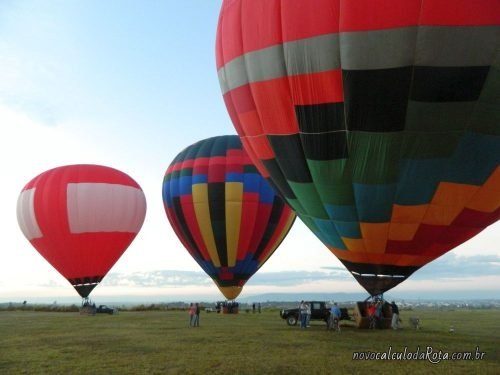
<box><xmin>0</xmin><ymin>308</ymin><xmax>498</xmax><ymax>374</ymax></box>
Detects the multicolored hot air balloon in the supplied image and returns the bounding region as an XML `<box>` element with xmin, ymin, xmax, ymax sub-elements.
<box><xmin>216</xmin><ymin>0</ymin><xmax>500</xmax><ymax>295</ymax></box>
<box><xmin>17</xmin><ymin>164</ymin><xmax>147</xmax><ymax>298</ymax></box>
<box><xmin>162</xmin><ymin>135</ymin><xmax>295</xmax><ymax>300</ymax></box>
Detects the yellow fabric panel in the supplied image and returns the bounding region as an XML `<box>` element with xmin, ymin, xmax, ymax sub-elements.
<box><xmin>359</xmin><ymin>222</ymin><xmax>389</xmax><ymax>254</ymax></box>
<box><xmin>225</xmin><ymin>183</ymin><xmax>243</xmax><ymax>267</ymax></box>
<box><xmin>217</xmin><ymin>285</ymin><xmax>242</xmax><ymax>300</ymax></box>
<box><xmin>391</xmin><ymin>204</ymin><xmax>428</xmax><ymax>223</ymax></box>
<box><xmin>466</xmin><ymin>166</ymin><xmax>500</xmax><ymax>212</ymax></box>
<box><xmin>388</xmin><ymin>222</ymin><xmax>420</xmax><ymax>241</ymax></box>
<box><xmin>328</xmin><ymin>247</ymin><xmax>434</xmax><ymax>267</ymax></box>
<box><xmin>422</xmin><ymin>204</ymin><xmax>463</xmax><ymax>226</ymax></box>
<box><xmin>192</xmin><ymin>184</ymin><xmax>220</xmax><ymax>267</ymax></box>
<box><xmin>258</xmin><ymin>213</ymin><xmax>295</xmax><ymax>265</ymax></box>
<box><xmin>342</xmin><ymin>238</ymin><xmax>365</xmax><ymax>252</ymax></box>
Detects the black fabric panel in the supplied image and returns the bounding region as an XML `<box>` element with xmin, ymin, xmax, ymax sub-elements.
<box><xmin>342</xmin><ymin>67</ymin><xmax>412</xmax><ymax>132</ymax></box>
<box><xmin>411</xmin><ymin>66</ymin><xmax>490</xmax><ymax>102</ymax></box>
<box><xmin>295</xmin><ymin>103</ymin><xmax>345</xmax><ymax>133</ymax></box>
<box><xmin>300</xmin><ymin>132</ymin><xmax>348</xmax><ymax>160</ymax></box>
<box><xmin>69</xmin><ymin>276</ymin><xmax>103</xmax><ymax>298</ymax></box>
<box><xmin>172</xmin><ymin>197</ymin><xmax>202</xmax><ymax>262</ymax></box>
<box><xmin>253</xmin><ymin>197</ymin><xmax>285</xmax><ymax>260</ymax></box>
<box><xmin>261</xmin><ymin>160</ymin><xmax>296</xmax><ymax>199</ymax></box>
<box><xmin>268</xmin><ymin>134</ymin><xmax>312</xmax><ymax>183</ymax></box>
<box><xmin>341</xmin><ymin>260</ymin><xmax>420</xmax><ymax>296</ymax></box>
<box><xmin>351</xmin><ymin>274</ymin><xmax>408</xmax><ymax>297</ymax></box>
<box><xmin>208</xmin><ymin>183</ymin><xmax>227</xmax><ymax>267</ymax></box>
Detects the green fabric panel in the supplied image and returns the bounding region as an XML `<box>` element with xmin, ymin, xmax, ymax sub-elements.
<box><xmin>307</xmin><ymin>159</ymin><xmax>355</xmax><ymax>205</ymax></box>
<box><xmin>405</xmin><ymin>101</ymin><xmax>477</xmax><ymax>132</ymax></box>
<box><xmin>288</xmin><ymin>181</ymin><xmax>329</xmax><ymax>219</ymax></box>
<box><xmin>180</xmin><ymin>168</ymin><xmax>193</xmax><ymax>177</ymax></box>
<box><xmin>468</xmin><ymin>65</ymin><xmax>500</xmax><ymax>135</ymax></box>
<box><xmin>285</xmin><ymin>198</ymin><xmax>306</xmax><ymax>214</ymax></box>
<box><xmin>348</xmin><ymin>132</ymin><xmax>402</xmax><ymax>184</ymax></box>
<box><xmin>401</xmin><ymin>131</ymin><xmax>463</xmax><ymax>159</ymax></box>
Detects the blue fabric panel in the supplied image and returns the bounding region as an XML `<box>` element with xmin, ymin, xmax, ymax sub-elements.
<box><xmin>191</xmin><ymin>174</ymin><xmax>207</xmax><ymax>185</ymax></box>
<box><xmin>325</xmin><ymin>204</ymin><xmax>359</xmax><ymax>221</ymax></box>
<box><xmin>226</xmin><ymin>172</ymin><xmax>244</xmax><ymax>183</ymax></box>
<box><xmin>333</xmin><ymin>220</ymin><xmax>361</xmax><ymax>238</ymax></box>
<box><xmin>313</xmin><ymin>218</ymin><xmax>347</xmax><ymax>249</ymax></box>
<box><xmin>353</xmin><ymin>183</ymin><xmax>397</xmax><ymax>222</ymax></box>
<box><xmin>395</xmin><ymin>159</ymin><xmax>446</xmax><ymax>205</ymax></box>
<box><xmin>443</xmin><ymin>132</ymin><xmax>500</xmax><ymax>185</ymax></box>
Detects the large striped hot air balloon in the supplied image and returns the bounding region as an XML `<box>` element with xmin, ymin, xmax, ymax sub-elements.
<box><xmin>162</xmin><ymin>135</ymin><xmax>295</xmax><ymax>300</ymax></box>
<box><xmin>17</xmin><ymin>164</ymin><xmax>147</xmax><ymax>298</ymax></box>
<box><xmin>216</xmin><ymin>0</ymin><xmax>500</xmax><ymax>295</ymax></box>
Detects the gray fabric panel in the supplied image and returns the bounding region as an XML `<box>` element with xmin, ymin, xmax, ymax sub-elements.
<box><xmin>415</xmin><ymin>26</ymin><xmax>499</xmax><ymax>67</ymax></box>
<box><xmin>340</xmin><ymin>27</ymin><xmax>418</xmax><ymax>70</ymax></box>
<box><xmin>218</xmin><ymin>26</ymin><xmax>499</xmax><ymax>94</ymax></box>
<box><xmin>283</xmin><ymin>33</ymin><xmax>341</xmax><ymax>76</ymax></box>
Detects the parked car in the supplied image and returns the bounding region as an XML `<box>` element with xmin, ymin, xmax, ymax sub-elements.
<box><xmin>96</xmin><ymin>305</ymin><xmax>116</xmax><ymax>315</ymax></box>
<box><xmin>280</xmin><ymin>301</ymin><xmax>350</xmax><ymax>326</ymax></box>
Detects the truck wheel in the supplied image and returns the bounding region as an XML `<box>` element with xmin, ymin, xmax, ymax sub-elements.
<box><xmin>287</xmin><ymin>316</ymin><xmax>298</xmax><ymax>326</ymax></box>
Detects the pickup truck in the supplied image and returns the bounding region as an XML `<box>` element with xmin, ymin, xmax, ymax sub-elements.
<box><xmin>279</xmin><ymin>301</ymin><xmax>349</xmax><ymax>326</ymax></box>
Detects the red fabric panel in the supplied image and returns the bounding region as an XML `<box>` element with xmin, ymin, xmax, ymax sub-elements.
<box><xmin>242</xmin><ymin>136</ymin><xmax>275</xmax><ymax>161</ymax></box>
<box><xmin>250</xmin><ymin>78</ymin><xmax>298</xmax><ymax>134</ymax></box>
<box><xmin>207</xmin><ymin>161</ymin><xmax>226</xmax><ymax>183</ymax></box>
<box><xmin>248</xmin><ymin>203</ymin><xmax>272</xmax><ymax>254</ymax></box>
<box><xmin>222</xmin><ymin>93</ymin><xmax>244</xmax><ymax>135</ymax></box>
<box><xmin>237</xmin><ymin>193</ymin><xmax>260</xmax><ymax>261</ymax></box>
<box><xmin>420</xmin><ymin>0</ymin><xmax>500</xmax><ymax>26</ymax></box>
<box><xmin>219</xmin><ymin>267</ymin><xmax>234</xmax><ymax>281</ymax></box>
<box><xmin>240</xmin><ymin>138</ymin><xmax>271</xmax><ymax>178</ymax></box>
<box><xmin>289</xmin><ymin>70</ymin><xmax>344</xmax><ymax>105</ymax></box>
<box><xmin>281</xmin><ymin>0</ymin><xmax>340</xmax><ymax>42</ymax></box>
<box><xmin>216</xmin><ymin>0</ymin><xmax>244</xmax><ymax>68</ymax></box>
<box><xmin>23</xmin><ymin>165</ymin><xmax>140</xmax><ymax>190</ymax></box>
<box><xmin>452</xmin><ymin>207</ymin><xmax>500</xmax><ymax>228</ymax></box>
<box><xmin>339</xmin><ymin>0</ymin><xmax>421</xmax><ymax>31</ymax></box>
<box><xmin>31</xmin><ymin>233</ymin><xmax>135</xmax><ymax>280</ymax></box>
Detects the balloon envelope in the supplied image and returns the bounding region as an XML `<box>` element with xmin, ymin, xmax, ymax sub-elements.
<box><xmin>163</xmin><ymin>135</ymin><xmax>295</xmax><ymax>300</ymax></box>
<box><xmin>216</xmin><ymin>0</ymin><xmax>500</xmax><ymax>295</ymax></box>
<box><xmin>17</xmin><ymin>164</ymin><xmax>147</xmax><ymax>298</ymax></box>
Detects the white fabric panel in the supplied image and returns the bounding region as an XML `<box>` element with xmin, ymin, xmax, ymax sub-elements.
<box><xmin>67</xmin><ymin>183</ymin><xmax>146</xmax><ymax>233</ymax></box>
<box><xmin>17</xmin><ymin>188</ymin><xmax>43</xmax><ymax>240</ymax></box>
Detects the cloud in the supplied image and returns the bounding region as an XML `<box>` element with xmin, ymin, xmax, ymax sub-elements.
<box><xmin>410</xmin><ymin>253</ymin><xmax>500</xmax><ymax>280</ymax></box>
<box><xmin>99</xmin><ymin>254</ymin><xmax>500</xmax><ymax>290</ymax></box>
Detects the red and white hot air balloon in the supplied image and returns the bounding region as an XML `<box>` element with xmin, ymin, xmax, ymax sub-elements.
<box><xmin>16</xmin><ymin>164</ymin><xmax>147</xmax><ymax>298</ymax></box>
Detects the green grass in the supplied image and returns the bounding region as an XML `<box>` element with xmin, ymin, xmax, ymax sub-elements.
<box><xmin>0</xmin><ymin>308</ymin><xmax>498</xmax><ymax>374</ymax></box>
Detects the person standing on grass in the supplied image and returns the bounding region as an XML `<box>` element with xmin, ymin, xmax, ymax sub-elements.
<box><xmin>299</xmin><ymin>301</ymin><xmax>306</xmax><ymax>328</ymax></box>
<box><xmin>188</xmin><ymin>303</ymin><xmax>195</xmax><ymax>327</ymax></box>
<box><xmin>193</xmin><ymin>303</ymin><xmax>200</xmax><ymax>327</ymax></box>
<box><xmin>305</xmin><ymin>302</ymin><xmax>312</xmax><ymax>327</ymax></box>
<box><xmin>391</xmin><ymin>301</ymin><xmax>400</xmax><ymax>330</ymax></box>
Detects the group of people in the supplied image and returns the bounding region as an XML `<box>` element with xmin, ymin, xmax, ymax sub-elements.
<box><xmin>188</xmin><ymin>302</ymin><xmax>200</xmax><ymax>327</ymax></box>
<box><xmin>367</xmin><ymin>298</ymin><xmax>400</xmax><ymax>330</ymax></box>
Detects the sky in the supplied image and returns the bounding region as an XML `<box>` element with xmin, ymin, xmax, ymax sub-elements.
<box><xmin>0</xmin><ymin>1</ymin><xmax>498</xmax><ymax>303</ymax></box>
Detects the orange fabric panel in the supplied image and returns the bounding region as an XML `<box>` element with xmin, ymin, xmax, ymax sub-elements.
<box><xmin>466</xmin><ymin>167</ymin><xmax>500</xmax><ymax>213</ymax></box>
<box><xmin>288</xmin><ymin>70</ymin><xmax>343</xmax><ymax>106</ymax></box>
<box><xmin>342</xmin><ymin>238</ymin><xmax>365</xmax><ymax>252</ymax></box>
<box><xmin>391</xmin><ymin>204</ymin><xmax>428</xmax><ymax>223</ymax></box>
<box><xmin>431</xmin><ymin>182</ymin><xmax>480</xmax><ymax>207</ymax></box>
<box><xmin>329</xmin><ymin>247</ymin><xmax>433</xmax><ymax>267</ymax></box>
<box><xmin>388</xmin><ymin>222</ymin><xmax>420</xmax><ymax>241</ymax></box>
